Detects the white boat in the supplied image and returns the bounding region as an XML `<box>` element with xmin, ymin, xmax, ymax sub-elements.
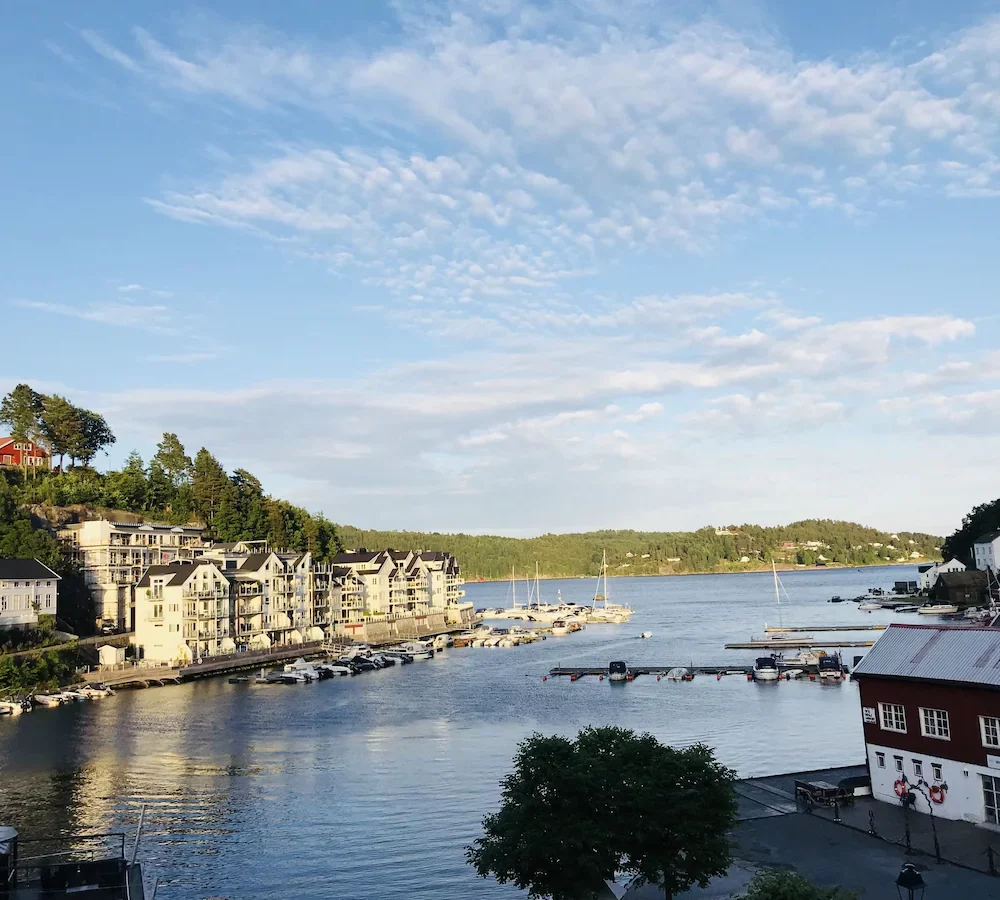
<box><xmin>783</xmin><ymin>668</ymin><xmax>805</xmax><ymax>680</ymax></box>
<box><xmin>33</xmin><ymin>693</ymin><xmax>65</xmax><ymax>707</ymax></box>
<box><xmin>432</xmin><ymin>634</ymin><xmax>453</xmax><ymax>650</ymax></box>
<box><xmin>858</xmin><ymin>602</ymin><xmax>883</xmax><ymax>611</ymax></box>
<box><xmin>284</xmin><ymin>659</ymin><xmax>320</xmax><ymax>681</ymax></box>
<box><xmin>498</xmin><ymin>638</ymin><xmax>517</xmax><ymax>648</ymax></box>
<box><xmin>0</xmin><ymin>699</ymin><xmax>25</xmax><ymax>716</ymax></box>
<box><xmin>753</xmin><ymin>657</ymin><xmax>780</xmax><ymax>682</ymax></box>
<box><xmin>397</xmin><ymin>641</ymin><xmax>434</xmax><ymax>660</ymax></box>
<box><xmin>592</xmin><ymin>551</ymin><xmax>632</xmax><ymax>621</ymax></box>
<box><xmin>608</xmin><ymin>660</ymin><xmax>631</xmax><ymax>682</ymax></box>
<box><xmin>59</xmin><ymin>691</ymin><xmax>89</xmax><ymax>702</ymax></box>
<box><xmin>318</xmin><ymin>662</ymin><xmax>353</xmax><ymax>676</ymax></box>
<box><xmin>78</xmin><ymin>684</ymin><xmax>114</xmax><ymax>699</ymax></box>
<box><xmin>782</xmin><ymin>649</ymin><xmax>825</xmax><ymax>667</ymax></box>
<box><xmin>894</xmin><ymin>605</ymin><xmax>919</xmax><ymax>614</ymax></box>
<box><xmin>918</xmin><ymin>604</ymin><xmax>958</xmax><ymax>615</ymax></box>
<box><xmin>550</xmin><ymin>620</ymin><xmax>570</xmax><ymax>636</ymax></box>
<box><xmin>666</xmin><ymin>667</ymin><xmax>690</xmax><ymax>681</ymax></box>
<box><xmin>640</xmin><ymin>631</ymin><xmax>652</xmax><ymax>639</ymax></box>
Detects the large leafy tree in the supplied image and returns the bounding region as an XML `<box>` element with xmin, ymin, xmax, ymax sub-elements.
<box><xmin>67</xmin><ymin>408</ymin><xmax>116</xmax><ymax>466</ymax></box>
<box><xmin>943</xmin><ymin>497</ymin><xmax>1000</xmax><ymax>567</ymax></box>
<box><xmin>467</xmin><ymin>727</ymin><xmax>738</xmax><ymax>900</ymax></box>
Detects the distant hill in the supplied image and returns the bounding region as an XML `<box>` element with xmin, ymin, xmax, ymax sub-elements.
<box><xmin>336</xmin><ymin>520</ymin><xmax>942</xmax><ymax>579</ymax></box>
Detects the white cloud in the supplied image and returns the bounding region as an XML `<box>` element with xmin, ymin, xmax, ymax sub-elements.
<box><xmin>624</xmin><ymin>402</ymin><xmax>664</xmax><ymax>423</ymax></box>
<box><xmin>13</xmin><ymin>299</ymin><xmax>174</xmax><ymax>333</ymax></box>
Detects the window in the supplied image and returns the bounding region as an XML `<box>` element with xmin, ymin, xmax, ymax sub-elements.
<box><xmin>894</xmin><ymin>756</ymin><xmax>904</xmax><ymax>773</ymax></box>
<box><xmin>981</xmin><ymin>716</ymin><xmax>1000</xmax><ymax>749</ymax></box>
<box><xmin>984</xmin><ymin>774</ymin><xmax>1000</xmax><ymax>826</ymax></box>
<box><xmin>913</xmin><ymin>760</ymin><xmax>923</xmax><ymax>779</ymax></box>
<box><xmin>920</xmin><ymin>707</ymin><xmax>951</xmax><ymax>740</ymax></box>
<box><xmin>875</xmin><ymin>752</ymin><xmax>885</xmax><ymax>769</ymax></box>
<box><xmin>932</xmin><ymin>763</ymin><xmax>943</xmax><ymax>782</ymax></box>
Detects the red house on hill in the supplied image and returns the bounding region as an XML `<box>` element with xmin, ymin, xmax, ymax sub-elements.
<box><xmin>0</xmin><ymin>437</ymin><xmax>51</xmax><ymax>470</ymax></box>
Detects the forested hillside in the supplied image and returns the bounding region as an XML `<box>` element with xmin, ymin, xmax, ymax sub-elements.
<box><xmin>339</xmin><ymin>521</ymin><xmax>942</xmax><ymax>579</ymax></box>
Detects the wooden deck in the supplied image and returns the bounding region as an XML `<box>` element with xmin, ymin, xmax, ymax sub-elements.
<box><xmin>548</xmin><ymin>661</ymin><xmax>844</xmax><ymax>679</ymax></box>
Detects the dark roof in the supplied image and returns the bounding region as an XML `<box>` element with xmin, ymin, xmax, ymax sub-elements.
<box><xmin>975</xmin><ymin>531</ymin><xmax>1000</xmax><ymax>544</ymax></box>
<box><xmin>421</xmin><ymin>551</ymin><xmax>444</xmax><ymax>561</ymax></box>
<box><xmin>388</xmin><ymin>550</ymin><xmax>411</xmax><ymax>561</ymax></box>
<box><xmin>136</xmin><ymin>563</ymin><xmax>194</xmax><ymax>587</ymax></box>
<box><xmin>853</xmin><ymin>623</ymin><xmax>1000</xmax><ymax>687</ymax></box>
<box><xmin>937</xmin><ymin>570</ymin><xmax>988</xmax><ymax>587</ymax></box>
<box><xmin>331</xmin><ymin>550</ymin><xmax>382</xmax><ymax>564</ymax></box>
<box><xmin>0</xmin><ymin>558</ymin><xmax>61</xmax><ymax>581</ymax></box>
<box><xmin>240</xmin><ymin>553</ymin><xmax>272</xmax><ymax>572</ymax></box>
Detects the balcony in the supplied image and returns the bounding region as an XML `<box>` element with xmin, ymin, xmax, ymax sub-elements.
<box><xmin>183</xmin><ymin>588</ymin><xmax>228</xmax><ymax>599</ymax></box>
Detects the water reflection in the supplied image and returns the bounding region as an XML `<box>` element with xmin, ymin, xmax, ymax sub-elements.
<box><xmin>0</xmin><ymin>566</ymin><xmax>911</xmax><ymax>899</ymax></box>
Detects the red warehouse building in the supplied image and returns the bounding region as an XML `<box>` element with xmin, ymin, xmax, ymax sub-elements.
<box><xmin>853</xmin><ymin>623</ymin><xmax>1000</xmax><ymax>829</ymax></box>
<box><xmin>0</xmin><ymin>437</ymin><xmax>50</xmax><ymax>470</ymax></box>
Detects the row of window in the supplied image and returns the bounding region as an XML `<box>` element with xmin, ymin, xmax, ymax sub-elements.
<box><xmin>0</xmin><ymin>581</ymin><xmax>55</xmax><ymax>588</ymax></box>
<box><xmin>875</xmin><ymin>752</ymin><xmax>944</xmax><ymax>782</ymax></box>
<box><xmin>0</xmin><ymin>594</ymin><xmax>54</xmax><ymax>610</ymax></box>
<box><xmin>878</xmin><ymin>701</ymin><xmax>1000</xmax><ymax>748</ymax></box>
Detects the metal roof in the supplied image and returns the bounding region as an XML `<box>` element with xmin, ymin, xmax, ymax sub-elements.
<box><xmin>853</xmin><ymin>623</ymin><xmax>1000</xmax><ymax>688</ymax></box>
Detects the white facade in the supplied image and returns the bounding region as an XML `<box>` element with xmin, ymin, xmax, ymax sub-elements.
<box><xmin>918</xmin><ymin>558</ymin><xmax>967</xmax><ymax>591</ymax></box>
<box><xmin>0</xmin><ymin>560</ymin><xmax>60</xmax><ymax>629</ymax></box>
<box><xmin>134</xmin><ymin>561</ymin><xmax>232</xmax><ymax>664</ymax></box>
<box><xmin>974</xmin><ymin>534</ymin><xmax>1000</xmax><ymax>574</ymax></box>
<box><xmin>98</xmin><ymin>644</ymin><xmax>126</xmax><ymax>667</ymax></box>
<box><xmin>866</xmin><ymin>740</ymin><xmax>1000</xmax><ymax>829</ymax></box>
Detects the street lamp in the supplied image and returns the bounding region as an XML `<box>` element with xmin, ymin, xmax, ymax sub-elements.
<box><xmin>896</xmin><ymin>863</ymin><xmax>925</xmax><ymax>900</ymax></box>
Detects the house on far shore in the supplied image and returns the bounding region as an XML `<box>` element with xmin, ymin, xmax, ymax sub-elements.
<box><xmin>973</xmin><ymin>532</ymin><xmax>1000</xmax><ymax>574</ymax></box>
<box><xmin>853</xmin><ymin>623</ymin><xmax>1000</xmax><ymax>830</ymax></box>
<box><xmin>0</xmin><ymin>436</ymin><xmax>50</xmax><ymax>470</ymax></box>
<box><xmin>0</xmin><ymin>558</ymin><xmax>61</xmax><ymax>629</ymax></box>
<box><xmin>918</xmin><ymin>558</ymin><xmax>966</xmax><ymax>592</ymax></box>
<box><xmin>935</xmin><ymin>570</ymin><xmax>989</xmax><ymax>608</ymax></box>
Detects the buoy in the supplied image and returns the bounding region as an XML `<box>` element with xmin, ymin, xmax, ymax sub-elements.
<box><xmin>627</xmin><ymin>675</ymin><xmax>633</xmax><ymax>682</ymax></box>
<box><xmin>571</xmin><ymin>674</ymin><xmax>578</xmax><ymax>681</ymax></box>
<box><xmin>841</xmin><ymin>672</ymin><xmax>846</xmax><ymax>680</ymax></box>
<box><xmin>656</xmin><ymin>675</ymin><xmax>661</xmax><ymax>681</ymax></box>
<box><xmin>717</xmin><ymin>673</ymin><xmax>721</xmax><ymax>681</ymax></box>
<box><xmin>599</xmin><ymin>675</ymin><xmax>603</xmax><ymax>681</ymax></box>
<box><xmin>542</xmin><ymin>676</ymin><xmax>547</xmax><ymax>681</ymax></box>
<box><xmin>809</xmin><ymin>673</ymin><xmax>816</xmax><ymax>681</ymax></box>
<box><xmin>746</xmin><ymin>673</ymin><xmax>753</xmax><ymax>681</ymax></box>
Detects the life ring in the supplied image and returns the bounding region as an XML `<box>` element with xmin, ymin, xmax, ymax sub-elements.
<box><xmin>894</xmin><ymin>779</ymin><xmax>907</xmax><ymax>797</ymax></box>
<box><xmin>929</xmin><ymin>784</ymin><xmax>946</xmax><ymax>804</ymax></box>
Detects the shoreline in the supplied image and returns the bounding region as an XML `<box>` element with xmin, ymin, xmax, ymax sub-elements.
<box><xmin>467</xmin><ymin>559</ymin><xmax>934</xmax><ymax>583</ymax></box>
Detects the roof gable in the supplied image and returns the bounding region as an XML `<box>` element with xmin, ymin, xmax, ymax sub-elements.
<box><xmin>0</xmin><ymin>558</ymin><xmax>61</xmax><ymax>581</ymax></box>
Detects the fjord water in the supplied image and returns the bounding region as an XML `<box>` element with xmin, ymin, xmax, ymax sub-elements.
<box><xmin>0</xmin><ymin>566</ymin><xmax>915</xmax><ymax>899</ymax></box>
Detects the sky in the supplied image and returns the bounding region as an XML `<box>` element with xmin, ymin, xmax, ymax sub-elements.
<box><xmin>3</xmin><ymin>1</ymin><xmax>1000</xmax><ymax>538</ymax></box>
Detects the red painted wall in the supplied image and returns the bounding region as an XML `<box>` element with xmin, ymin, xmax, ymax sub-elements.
<box><xmin>857</xmin><ymin>675</ymin><xmax>1000</xmax><ymax>766</ymax></box>
<box><xmin>0</xmin><ymin>440</ymin><xmax>50</xmax><ymax>467</ymax></box>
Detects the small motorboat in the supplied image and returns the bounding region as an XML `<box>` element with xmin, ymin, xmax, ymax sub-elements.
<box><xmin>894</xmin><ymin>605</ymin><xmax>919</xmax><ymax>613</ymax></box>
<box><xmin>78</xmin><ymin>684</ymin><xmax>114</xmax><ymax>699</ymax></box>
<box><xmin>33</xmin><ymin>693</ymin><xmax>65</xmax><ymax>707</ymax></box>
<box><xmin>753</xmin><ymin>657</ymin><xmax>780</xmax><ymax>682</ymax></box>
<box><xmin>551</xmin><ymin>620</ymin><xmax>570</xmax><ymax>636</ymax></box>
<box><xmin>666</xmin><ymin>667</ymin><xmax>690</xmax><ymax>681</ymax></box>
<box><xmin>608</xmin><ymin>660</ymin><xmax>631</xmax><ymax>683</ymax></box>
<box><xmin>432</xmin><ymin>634</ymin><xmax>453</xmax><ymax>650</ymax></box>
<box><xmin>782</xmin><ymin>669</ymin><xmax>805</xmax><ymax>680</ymax></box>
<box><xmin>818</xmin><ymin>655</ymin><xmax>844</xmax><ymax>680</ymax></box>
<box><xmin>58</xmin><ymin>691</ymin><xmax>89</xmax><ymax>702</ymax></box>
<box><xmin>858</xmin><ymin>602</ymin><xmax>883</xmax><ymax>612</ymax></box>
<box><xmin>828</xmin><ymin>596</ymin><xmax>846</xmax><ymax>603</ymax></box>
<box><xmin>640</xmin><ymin>631</ymin><xmax>653</xmax><ymax>639</ymax></box>
<box><xmin>918</xmin><ymin>604</ymin><xmax>959</xmax><ymax>615</ymax></box>
<box><xmin>396</xmin><ymin>641</ymin><xmax>434</xmax><ymax>660</ymax></box>
<box><xmin>0</xmin><ymin>699</ymin><xmax>25</xmax><ymax>716</ymax></box>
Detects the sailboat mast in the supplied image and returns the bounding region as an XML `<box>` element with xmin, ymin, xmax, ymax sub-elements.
<box><xmin>773</xmin><ymin>561</ymin><xmax>782</xmax><ymax>628</ymax></box>
<box><xmin>511</xmin><ymin>565</ymin><xmax>517</xmax><ymax>609</ymax></box>
<box><xmin>535</xmin><ymin>562</ymin><xmax>541</xmax><ymax>605</ymax></box>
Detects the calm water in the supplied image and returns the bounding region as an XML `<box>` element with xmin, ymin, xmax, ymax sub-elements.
<box><xmin>0</xmin><ymin>566</ymin><xmax>918</xmax><ymax>899</ymax></box>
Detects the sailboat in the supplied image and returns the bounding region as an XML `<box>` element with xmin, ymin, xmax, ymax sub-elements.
<box><xmin>587</xmin><ymin>551</ymin><xmax>632</xmax><ymax>622</ymax></box>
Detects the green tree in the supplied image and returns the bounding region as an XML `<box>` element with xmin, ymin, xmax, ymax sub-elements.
<box><xmin>943</xmin><ymin>497</ymin><xmax>1000</xmax><ymax>567</ymax></box>
<box><xmin>103</xmin><ymin>451</ymin><xmax>148</xmax><ymax>510</ymax></box>
<box><xmin>467</xmin><ymin>727</ymin><xmax>738</xmax><ymax>900</ymax></box>
<box><xmin>191</xmin><ymin>448</ymin><xmax>228</xmax><ymax>533</ymax></box>
<box><xmin>146</xmin><ymin>459</ymin><xmax>175</xmax><ymax>512</ymax></box>
<box><xmin>38</xmin><ymin>394</ymin><xmax>83</xmax><ymax>472</ymax></box>
<box><xmin>153</xmin><ymin>432</ymin><xmax>192</xmax><ymax>487</ymax></box>
<box><xmin>67</xmin><ymin>408</ymin><xmax>115</xmax><ymax>466</ymax></box>
<box><xmin>736</xmin><ymin>869</ymin><xmax>857</xmax><ymax>900</ymax></box>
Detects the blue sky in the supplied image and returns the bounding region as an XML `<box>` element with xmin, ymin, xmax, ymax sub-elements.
<box><xmin>4</xmin><ymin>1</ymin><xmax>1000</xmax><ymax>537</ymax></box>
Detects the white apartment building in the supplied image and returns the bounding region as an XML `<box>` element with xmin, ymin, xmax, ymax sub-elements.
<box><xmin>330</xmin><ymin>549</ymin><xmax>469</xmax><ymax>622</ymax></box>
<box><xmin>918</xmin><ymin>558</ymin><xmax>967</xmax><ymax>592</ymax></box>
<box><xmin>134</xmin><ymin>560</ymin><xmax>232</xmax><ymax>664</ymax></box>
<box><xmin>973</xmin><ymin>532</ymin><xmax>1000</xmax><ymax>574</ymax></box>
<box><xmin>59</xmin><ymin>519</ymin><xmax>205</xmax><ymax>630</ymax></box>
<box><xmin>0</xmin><ymin>559</ymin><xmax>60</xmax><ymax>629</ymax></box>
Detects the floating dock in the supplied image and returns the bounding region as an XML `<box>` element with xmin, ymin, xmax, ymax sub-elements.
<box><xmin>725</xmin><ymin>639</ymin><xmax>875</xmax><ymax>649</ymax></box>
<box><xmin>548</xmin><ymin>662</ymin><xmax>841</xmax><ymax>679</ymax></box>
<box><xmin>763</xmin><ymin>625</ymin><xmax>886</xmax><ymax>633</ymax></box>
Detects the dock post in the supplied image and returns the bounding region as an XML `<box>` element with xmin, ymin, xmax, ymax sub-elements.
<box><xmin>867</xmin><ymin>810</ymin><xmax>877</xmax><ymax>837</ymax></box>
<box><xmin>833</xmin><ymin>798</ymin><xmax>841</xmax><ymax>823</ymax></box>
<box><xmin>987</xmin><ymin>845</ymin><xmax>997</xmax><ymax>876</ymax></box>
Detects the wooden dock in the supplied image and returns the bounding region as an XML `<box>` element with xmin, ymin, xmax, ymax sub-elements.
<box><xmin>725</xmin><ymin>639</ymin><xmax>875</xmax><ymax>649</ymax></box>
<box><xmin>763</xmin><ymin>625</ymin><xmax>886</xmax><ymax>633</ymax></box>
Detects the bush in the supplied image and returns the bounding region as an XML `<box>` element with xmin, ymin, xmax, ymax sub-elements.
<box><xmin>737</xmin><ymin>869</ymin><xmax>858</xmax><ymax>900</ymax></box>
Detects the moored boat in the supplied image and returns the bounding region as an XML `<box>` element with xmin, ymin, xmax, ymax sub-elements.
<box><xmin>608</xmin><ymin>660</ymin><xmax>631</xmax><ymax>683</ymax></box>
<box><xmin>918</xmin><ymin>603</ymin><xmax>959</xmax><ymax>615</ymax></box>
<box><xmin>33</xmin><ymin>693</ymin><xmax>65</xmax><ymax>707</ymax></box>
<box><xmin>640</xmin><ymin>631</ymin><xmax>652</xmax><ymax>639</ymax></box>
<box><xmin>753</xmin><ymin>657</ymin><xmax>779</xmax><ymax>681</ymax></box>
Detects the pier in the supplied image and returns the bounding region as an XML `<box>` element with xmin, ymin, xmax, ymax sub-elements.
<box><xmin>548</xmin><ymin>661</ymin><xmax>841</xmax><ymax>679</ymax></box>
<box><xmin>725</xmin><ymin>639</ymin><xmax>875</xmax><ymax>649</ymax></box>
<box><xmin>763</xmin><ymin>625</ymin><xmax>886</xmax><ymax>633</ymax></box>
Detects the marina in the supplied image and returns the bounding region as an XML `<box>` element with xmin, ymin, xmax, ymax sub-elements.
<box><xmin>0</xmin><ymin>564</ymin><xmax>956</xmax><ymax>900</ymax></box>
